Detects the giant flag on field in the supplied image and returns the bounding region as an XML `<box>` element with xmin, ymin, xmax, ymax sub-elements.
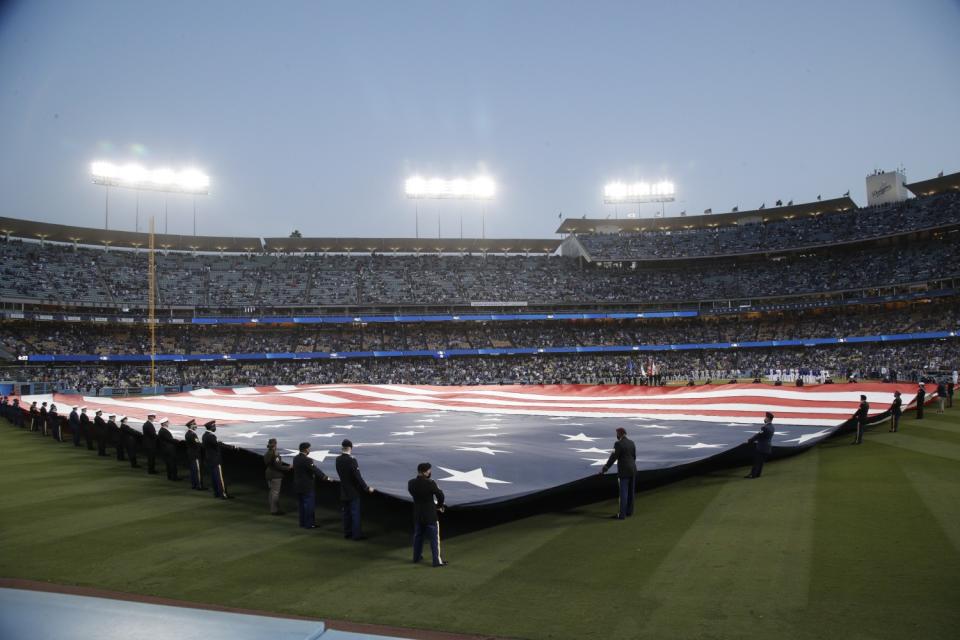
<box><xmin>40</xmin><ymin>383</ymin><xmax>928</xmax><ymax>507</ymax></box>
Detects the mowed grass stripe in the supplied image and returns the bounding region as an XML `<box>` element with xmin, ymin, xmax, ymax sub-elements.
<box><xmin>2</xmin><ymin>414</ymin><xmax>959</xmax><ymax>640</ymax></box>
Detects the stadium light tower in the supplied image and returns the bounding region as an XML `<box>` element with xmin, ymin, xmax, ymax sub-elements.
<box><xmin>603</xmin><ymin>180</ymin><xmax>675</xmax><ymax>218</ymax></box>
<box><xmin>405</xmin><ymin>175</ymin><xmax>496</xmax><ymax>239</ymax></box>
<box><xmin>90</xmin><ymin>161</ymin><xmax>211</xmax><ymax>232</ymax></box>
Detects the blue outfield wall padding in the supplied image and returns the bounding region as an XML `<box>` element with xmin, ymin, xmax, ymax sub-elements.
<box><xmin>20</xmin><ymin>330</ymin><xmax>960</xmax><ymax>363</ymax></box>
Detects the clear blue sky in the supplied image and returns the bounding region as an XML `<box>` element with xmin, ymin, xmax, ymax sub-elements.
<box><xmin>1</xmin><ymin>0</ymin><xmax>958</xmax><ymax>239</ymax></box>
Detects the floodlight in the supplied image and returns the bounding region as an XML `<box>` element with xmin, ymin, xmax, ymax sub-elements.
<box><xmin>603</xmin><ymin>180</ymin><xmax>675</xmax><ymax>203</ymax></box>
<box><xmin>91</xmin><ymin>161</ymin><xmax>211</xmax><ymax>195</ymax></box>
<box><xmin>405</xmin><ymin>175</ymin><xmax>496</xmax><ymax>200</ymax></box>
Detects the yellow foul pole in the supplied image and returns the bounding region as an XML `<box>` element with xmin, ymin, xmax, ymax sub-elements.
<box><xmin>148</xmin><ymin>217</ymin><xmax>156</xmax><ymax>387</ymax></box>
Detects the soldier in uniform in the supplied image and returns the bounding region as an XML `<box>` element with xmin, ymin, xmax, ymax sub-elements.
<box><xmin>141</xmin><ymin>413</ymin><xmax>158</xmax><ymax>474</ymax></box>
<box><xmin>889</xmin><ymin>390</ymin><xmax>902</xmax><ymax>433</ymax></box>
<box><xmin>408</xmin><ymin>462</ymin><xmax>447</xmax><ymax>567</ymax></box>
<box><xmin>916</xmin><ymin>383</ymin><xmax>926</xmax><ymax>420</ymax></box>
<box><xmin>47</xmin><ymin>403</ymin><xmax>60</xmax><ymax>442</ymax></box>
<box><xmin>183</xmin><ymin>420</ymin><xmax>203</xmax><ymax>490</ymax></box>
<box><xmin>335</xmin><ymin>439</ymin><xmax>374</xmax><ymax>540</ymax></box>
<box><xmin>120</xmin><ymin>417</ymin><xmax>140</xmax><ymax>468</ymax></box>
<box><xmin>39</xmin><ymin>402</ymin><xmax>48</xmax><ymax>436</ymax></box>
<box><xmin>80</xmin><ymin>407</ymin><xmax>94</xmax><ymax>450</ymax></box>
<box><xmin>265</xmin><ymin>438</ymin><xmax>293</xmax><ymax>515</ymax></box>
<box><xmin>852</xmin><ymin>395</ymin><xmax>869</xmax><ymax>445</ymax></box>
<box><xmin>202</xmin><ymin>420</ymin><xmax>229</xmax><ymax>499</ymax></box>
<box><xmin>29</xmin><ymin>401</ymin><xmax>38</xmax><ymax>432</ymax></box>
<box><xmin>600</xmin><ymin>427</ymin><xmax>638</xmax><ymax>519</ymax></box>
<box><xmin>157</xmin><ymin>418</ymin><xmax>179</xmax><ymax>481</ymax></box>
<box><xmin>293</xmin><ymin>442</ymin><xmax>331</xmax><ymax>527</ymax></box>
<box><xmin>746</xmin><ymin>412</ymin><xmax>775</xmax><ymax>477</ymax></box>
<box><xmin>11</xmin><ymin>398</ymin><xmax>22</xmax><ymax>427</ymax></box>
<box><xmin>107</xmin><ymin>414</ymin><xmax>124</xmax><ymax>461</ymax></box>
<box><xmin>94</xmin><ymin>409</ymin><xmax>108</xmax><ymax>456</ymax></box>
<box><xmin>69</xmin><ymin>406</ymin><xmax>82</xmax><ymax>447</ymax></box>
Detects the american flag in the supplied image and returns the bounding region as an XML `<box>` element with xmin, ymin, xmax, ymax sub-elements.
<box><xmin>37</xmin><ymin>383</ymin><xmax>928</xmax><ymax>507</ymax></box>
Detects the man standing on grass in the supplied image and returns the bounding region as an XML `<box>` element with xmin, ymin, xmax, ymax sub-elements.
<box><xmin>184</xmin><ymin>420</ymin><xmax>203</xmax><ymax>490</ymax></box>
<box><xmin>202</xmin><ymin>420</ymin><xmax>229</xmax><ymax>499</ymax></box>
<box><xmin>264</xmin><ymin>438</ymin><xmax>292</xmax><ymax>515</ymax></box>
<box><xmin>409</xmin><ymin>462</ymin><xmax>447</xmax><ymax>567</ymax></box>
<box><xmin>916</xmin><ymin>383</ymin><xmax>926</xmax><ymax>420</ymax></box>
<box><xmin>81</xmin><ymin>406</ymin><xmax>94</xmax><ymax>451</ymax></box>
<box><xmin>141</xmin><ymin>413</ymin><xmax>158</xmax><ymax>474</ymax></box>
<box><xmin>293</xmin><ymin>442</ymin><xmax>332</xmax><ymax>527</ymax></box>
<box><xmin>121</xmin><ymin>417</ymin><xmax>140</xmax><ymax>468</ymax></box>
<box><xmin>746</xmin><ymin>412</ymin><xmax>775</xmax><ymax>477</ymax></box>
<box><xmin>39</xmin><ymin>402</ymin><xmax>47</xmax><ymax>436</ymax></box>
<box><xmin>600</xmin><ymin>427</ymin><xmax>637</xmax><ymax>519</ymax></box>
<box><xmin>336</xmin><ymin>439</ymin><xmax>374</xmax><ymax>540</ymax></box>
<box><xmin>69</xmin><ymin>406</ymin><xmax>81</xmax><ymax>446</ymax></box>
<box><xmin>94</xmin><ymin>409</ymin><xmax>108</xmax><ymax>456</ymax></box>
<box><xmin>107</xmin><ymin>414</ymin><xmax>123</xmax><ymax>460</ymax></box>
<box><xmin>852</xmin><ymin>395</ymin><xmax>869</xmax><ymax>445</ymax></box>
<box><xmin>889</xmin><ymin>391</ymin><xmax>902</xmax><ymax>433</ymax></box>
<box><xmin>157</xmin><ymin>418</ymin><xmax>178</xmax><ymax>481</ymax></box>
<box><xmin>47</xmin><ymin>404</ymin><xmax>60</xmax><ymax>442</ymax></box>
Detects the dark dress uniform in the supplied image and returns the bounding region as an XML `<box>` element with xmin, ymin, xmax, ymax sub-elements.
<box><xmin>11</xmin><ymin>399</ymin><xmax>23</xmax><ymax>427</ymax></box>
<box><xmin>408</xmin><ymin>474</ymin><xmax>446</xmax><ymax>566</ymax></box>
<box><xmin>336</xmin><ymin>452</ymin><xmax>371</xmax><ymax>539</ymax></box>
<box><xmin>121</xmin><ymin>419</ymin><xmax>140</xmax><ymax>467</ymax></box>
<box><xmin>81</xmin><ymin>410</ymin><xmax>94</xmax><ymax>450</ymax></box>
<box><xmin>107</xmin><ymin>418</ymin><xmax>124</xmax><ymax>460</ymax></box>
<box><xmin>39</xmin><ymin>404</ymin><xmax>48</xmax><ymax>436</ymax></box>
<box><xmin>747</xmin><ymin>420</ymin><xmax>775</xmax><ymax>476</ymax></box>
<box><xmin>293</xmin><ymin>452</ymin><xmax>328</xmax><ymax>528</ymax></box>
<box><xmin>94</xmin><ymin>413</ymin><xmax>108</xmax><ymax>456</ymax></box>
<box><xmin>29</xmin><ymin>403</ymin><xmax>39</xmax><ymax>432</ymax></box>
<box><xmin>47</xmin><ymin>407</ymin><xmax>61</xmax><ymax>442</ymax></box>
<box><xmin>69</xmin><ymin>409</ymin><xmax>82</xmax><ymax>446</ymax></box>
<box><xmin>141</xmin><ymin>419</ymin><xmax>158</xmax><ymax>474</ymax></box>
<box><xmin>157</xmin><ymin>424</ymin><xmax>179</xmax><ymax>481</ymax></box>
<box><xmin>202</xmin><ymin>425</ymin><xmax>228</xmax><ymax>498</ymax></box>
<box><xmin>852</xmin><ymin>399</ymin><xmax>869</xmax><ymax>444</ymax></box>
<box><xmin>890</xmin><ymin>394</ymin><xmax>902</xmax><ymax>432</ymax></box>
<box><xmin>602</xmin><ymin>435</ymin><xmax>637</xmax><ymax>519</ymax></box>
<box><xmin>184</xmin><ymin>425</ymin><xmax>203</xmax><ymax>489</ymax></box>
<box><xmin>916</xmin><ymin>386</ymin><xmax>925</xmax><ymax>419</ymax></box>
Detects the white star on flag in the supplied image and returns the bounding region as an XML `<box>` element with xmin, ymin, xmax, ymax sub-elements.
<box><xmin>391</xmin><ymin>431</ymin><xmax>418</xmax><ymax>436</ymax></box>
<box><xmin>353</xmin><ymin>442</ymin><xmax>386</xmax><ymax>447</ymax></box>
<box><xmin>549</xmin><ymin>417</ymin><xmax>570</xmax><ymax>421</ymax></box>
<box><xmin>561</xmin><ymin>433</ymin><xmax>599</xmax><ymax>442</ymax></box>
<box><xmin>415</xmin><ymin>419</ymin><xmax>435</xmax><ymax>423</ymax></box>
<box><xmin>311</xmin><ymin>432</ymin><xmax>338</xmax><ymax>437</ymax></box>
<box><xmin>467</xmin><ymin>432</ymin><xmax>507</xmax><ymax>438</ymax></box>
<box><xmin>636</xmin><ymin>424</ymin><xmax>671</xmax><ymax>430</ymax></box>
<box><xmin>282</xmin><ymin>449</ymin><xmax>299</xmax><ymax>456</ymax></box>
<box><xmin>466</xmin><ymin>441</ymin><xmax>510</xmax><ymax>447</ymax></box>
<box><xmin>260</xmin><ymin>425</ymin><xmax>285</xmax><ymax>429</ymax></box>
<box><xmin>437</xmin><ymin>467</ymin><xmax>510</xmax><ymax>489</ymax></box>
<box><xmin>678</xmin><ymin>442</ymin><xmax>726</xmax><ymax>449</ymax></box>
<box><xmin>308</xmin><ymin>450</ymin><xmax>336</xmax><ymax>463</ymax></box>
<box><xmin>352</xmin><ymin>419</ymin><xmax>371</xmax><ymax>423</ymax></box>
<box><xmin>231</xmin><ymin>431</ymin><xmax>265</xmax><ymax>439</ymax></box>
<box><xmin>783</xmin><ymin>428</ymin><xmax>833</xmax><ymax>445</ymax></box>
<box><xmin>480</xmin><ymin>417</ymin><xmax>502</xmax><ymax>422</ymax></box>
<box><xmin>332</xmin><ymin>425</ymin><xmax>361</xmax><ymax>430</ymax></box>
<box><xmin>655</xmin><ymin>433</ymin><xmax>694</xmax><ymax>438</ymax></box>
<box><xmin>454</xmin><ymin>446</ymin><xmax>510</xmax><ymax>456</ymax></box>
<box><xmin>571</xmin><ymin>447</ymin><xmax>612</xmax><ymax>454</ymax></box>
<box><xmin>473</xmin><ymin>426</ymin><xmax>500</xmax><ymax>430</ymax></box>
<box><xmin>726</xmin><ymin>423</ymin><xmax>751</xmax><ymax>426</ymax></box>
<box><xmin>583</xmin><ymin>457</ymin><xmax>608</xmax><ymax>467</ymax></box>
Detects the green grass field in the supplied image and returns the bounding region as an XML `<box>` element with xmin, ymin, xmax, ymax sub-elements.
<box><xmin>1</xmin><ymin>411</ymin><xmax>959</xmax><ymax>640</ymax></box>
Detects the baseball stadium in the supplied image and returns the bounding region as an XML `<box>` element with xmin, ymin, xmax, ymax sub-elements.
<box><xmin>1</xmin><ymin>2</ymin><xmax>959</xmax><ymax>639</ymax></box>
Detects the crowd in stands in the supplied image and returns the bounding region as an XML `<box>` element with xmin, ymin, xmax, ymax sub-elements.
<box><xmin>2</xmin><ymin>302</ymin><xmax>958</xmax><ymax>358</ymax></box>
<box><xmin>578</xmin><ymin>192</ymin><xmax>960</xmax><ymax>260</ymax></box>
<box><xmin>3</xmin><ymin>339</ymin><xmax>957</xmax><ymax>393</ymax></box>
<box><xmin>1</xmin><ymin>237</ymin><xmax>958</xmax><ymax>308</ymax></box>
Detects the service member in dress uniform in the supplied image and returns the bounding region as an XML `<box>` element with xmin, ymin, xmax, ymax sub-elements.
<box><xmin>39</xmin><ymin>402</ymin><xmax>48</xmax><ymax>436</ymax></box>
<box><xmin>80</xmin><ymin>407</ymin><xmax>94</xmax><ymax>450</ymax></box>
<box><xmin>852</xmin><ymin>395</ymin><xmax>869</xmax><ymax>445</ymax></box>
<box><xmin>120</xmin><ymin>417</ymin><xmax>140</xmax><ymax>468</ymax></box>
<box><xmin>202</xmin><ymin>420</ymin><xmax>229</xmax><ymax>499</ymax></box>
<box><xmin>335</xmin><ymin>439</ymin><xmax>374</xmax><ymax>540</ymax></box>
<box><xmin>94</xmin><ymin>409</ymin><xmax>108</xmax><ymax>456</ymax></box>
<box><xmin>916</xmin><ymin>383</ymin><xmax>926</xmax><ymax>420</ymax></box>
<box><xmin>29</xmin><ymin>401</ymin><xmax>39</xmax><ymax>432</ymax></box>
<box><xmin>600</xmin><ymin>427</ymin><xmax>637</xmax><ymax>519</ymax></box>
<box><xmin>183</xmin><ymin>420</ymin><xmax>203</xmax><ymax>490</ymax></box>
<box><xmin>107</xmin><ymin>414</ymin><xmax>124</xmax><ymax>460</ymax></box>
<box><xmin>69</xmin><ymin>406</ymin><xmax>81</xmax><ymax>447</ymax></box>
<box><xmin>889</xmin><ymin>390</ymin><xmax>902</xmax><ymax>433</ymax></box>
<box><xmin>408</xmin><ymin>462</ymin><xmax>447</xmax><ymax>567</ymax></box>
<box><xmin>293</xmin><ymin>442</ymin><xmax>332</xmax><ymax>527</ymax></box>
<box><xmin>141</xmin><ymin>413</ymin><xmax>158</xmax><ymax>474</ymax></box>
<box><xmin>47</xmin><ymin>404</ymin><xmax>61</xmax><ymax>442</ymax></box>
<box><xmin>157</xmin><ymin>418</ymin><xmax>179</xmax><ymax>481</ymax></box>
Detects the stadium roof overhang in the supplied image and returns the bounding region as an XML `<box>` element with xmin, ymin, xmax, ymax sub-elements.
<box><xmin>0</xmin><ymin>216</ymin><xmax>263</xmax><ymax>253</ymax></box>
<box><xmin>554</xmin><ymin>196</ymin><xmax>858</xmax><ymax>234</ymax></box>
<box><xmin>263</xmin><ymin>237</ymin><xmax>560</xmax><ymax>255</ymax></box>
<box><xmin>906</xmin><ymin>171</ymin><xmax>960</xmax><ymax>198</ymax></box>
